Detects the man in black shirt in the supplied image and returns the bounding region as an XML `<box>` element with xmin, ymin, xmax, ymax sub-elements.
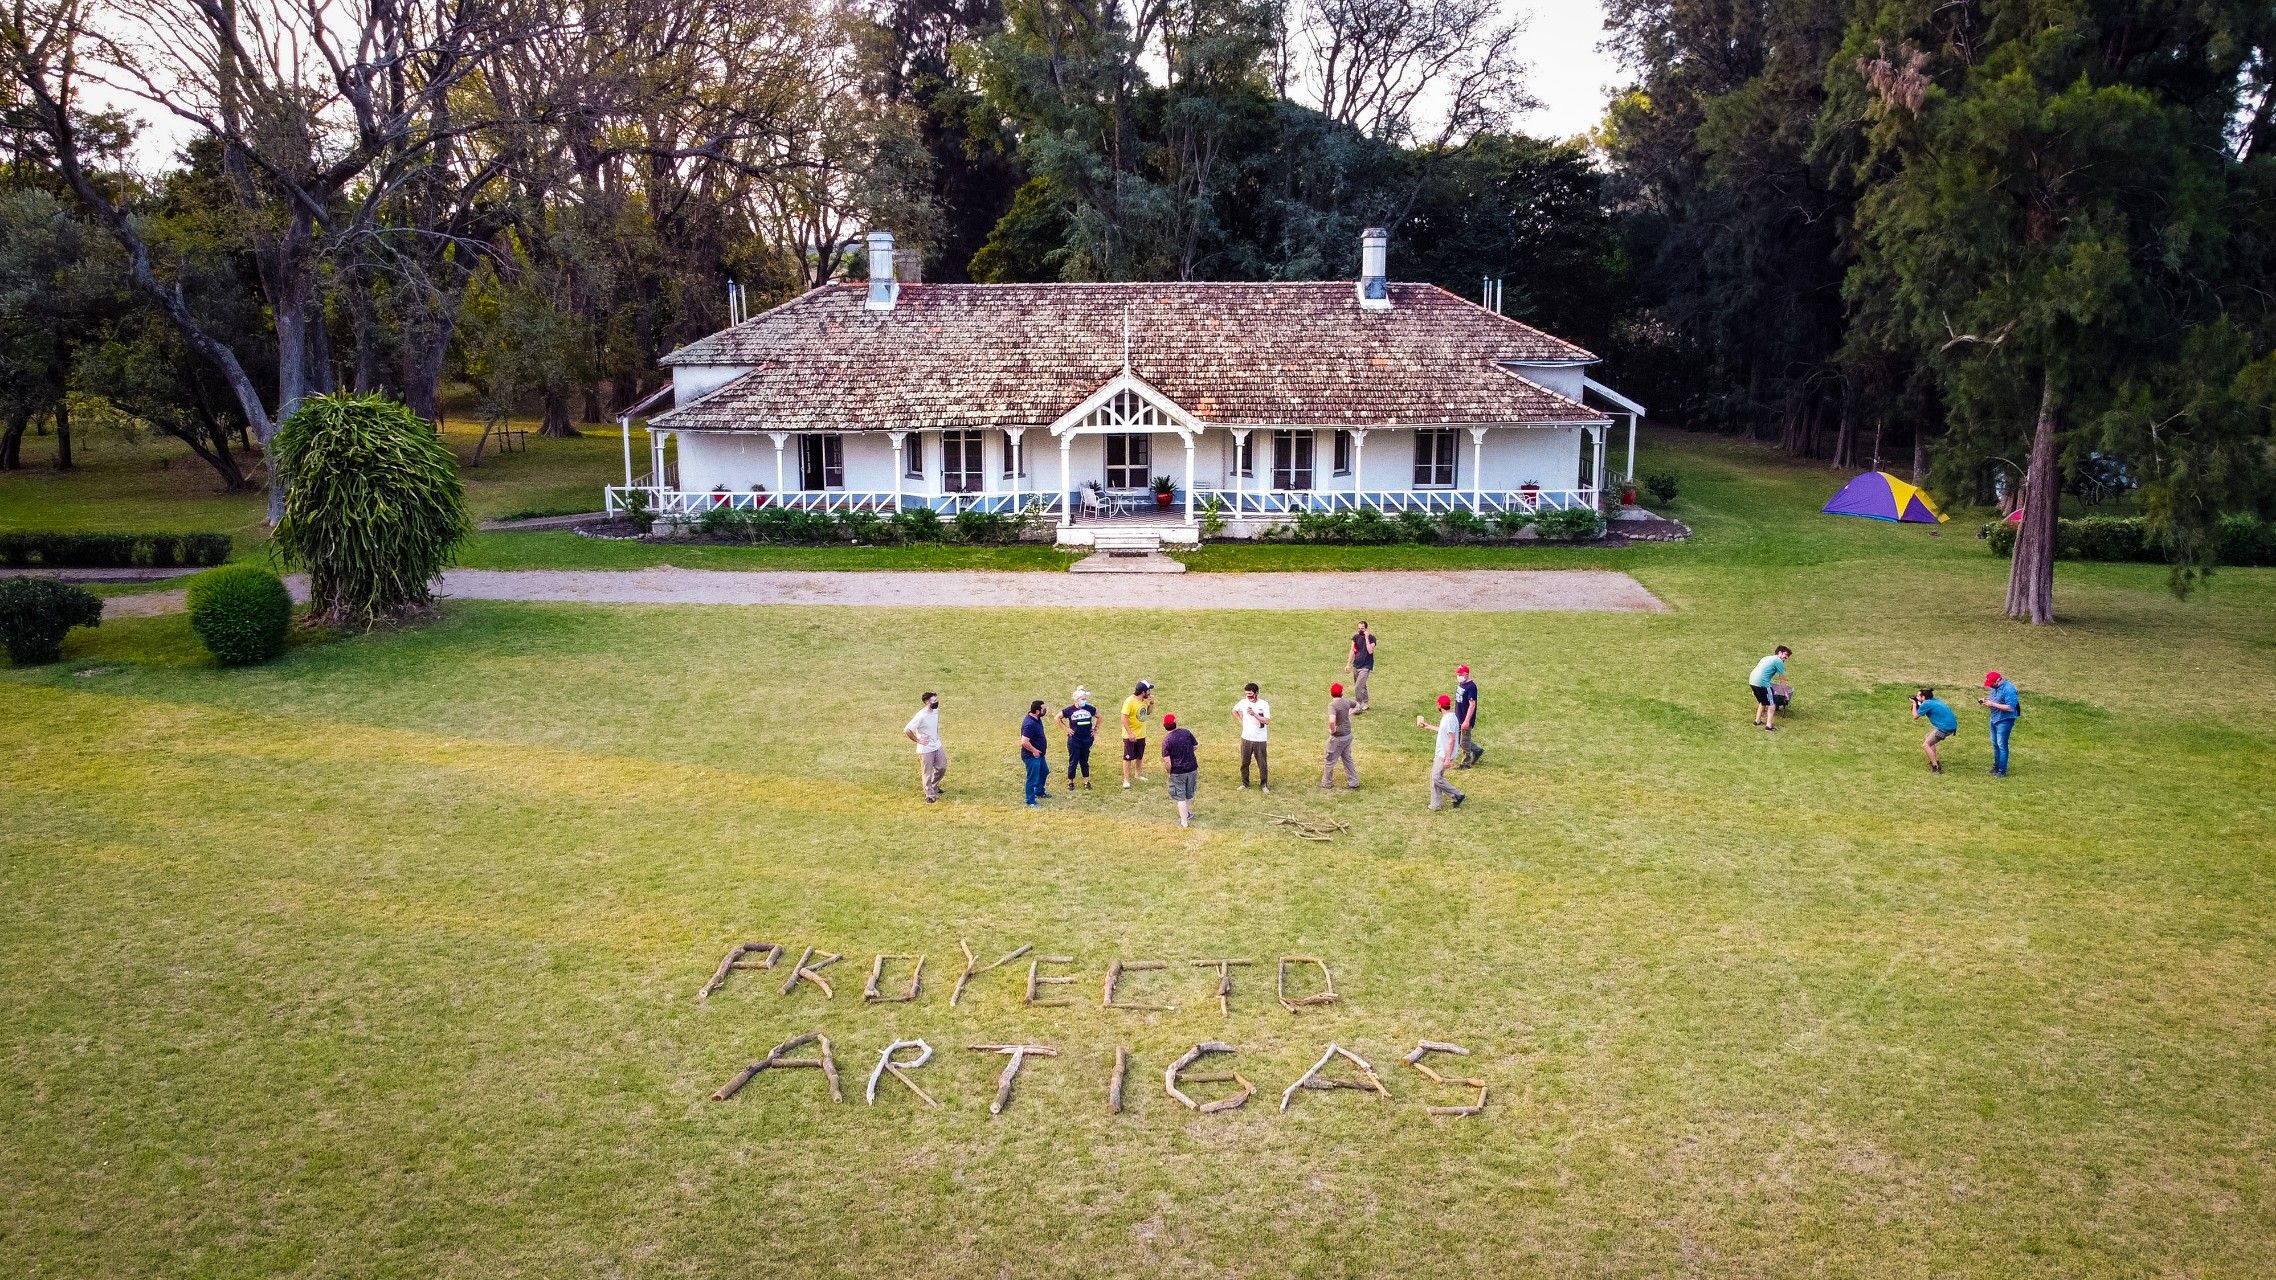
<box><xmin>1057</xmin><ymin>687</ymin><xmax>1101</xmax><ymax>791</ymax></box>
<box><xmin>1161</xmin><ymin>712</ymin><xmax>1199</xmax><ymax>828</ymax></box>
<box><xmin>1454</xmin><ymin>663</ymin><xmax>1482</xmax><ymax>768</ymax></box>
<box><xmin>1348</xmin><ymin>620</ymin><xmax>1377</xmax><ymax>713</ymax></box>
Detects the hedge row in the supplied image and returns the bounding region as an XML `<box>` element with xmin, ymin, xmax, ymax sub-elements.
<box><xmin>690</xmin><ymin>504</ymin><xmax>1046</xmax><ymax>545</ymax></box>
<box><xmin>0</xmin><ymin>531</ymin><xmax>232</xmax><ymax>569</ymax></box>
<box><xmin>1986</xmin><ymin>514</ymin><xmax>2276</xmax><ymax>566</ymax></box>
<box><xmin>1261</xmin><ymin>506</ymin><xmax>1608</xmax><ymax>545</ymax></box>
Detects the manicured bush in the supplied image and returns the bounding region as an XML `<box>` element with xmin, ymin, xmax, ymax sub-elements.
<box><xmin>1642</xmin><ymin>470</ymin><xmax>1680</xmax><ymax>506</ymax></box>
<box><xmin>1396</xmin><ymin>510</ymin><xmax>1439</xmax><ymax>544</ymax></box>
<box><xmin>1534</xmin><ymin>506</ymin><xmax>1609</xmax><ymax>542</ymax></box>
<box><xmin>185</xmin><ymin>565</ymin><xmax>293</xmax><ymax>666</ymax></box>
<box><xmin>953</xmin><ymin>509</ymin><xmax>1009</xmax><ymax>544</ymax></box>
<box><xmin>271</xmin><ymin>392</ymin><xmax>469</xmax><ymax>626</ymax></box>
<box><xmin>0</xmin><ymin>578</ymin><xmax>101</xmax><ymax>665</ymax></box>
<box><xmin>839</xmin><ymin>510</ymin><xmax>898</xmax><ymax>544</ymax></box>
<box><xmin>1345</xmin><ymin>508</ymin><xmax>1401</xmax><ymax>544</ymax></box>
<box><xmin>1494</xmin><ymin>508</ymin><xmax>1537</xmax><ymax>535</ymax></box>
<box><xmin>1440</xmin><ymin>509</ymin><xmax>1492</xmax><ymax>539</ymax></box>
<box><xmin>0</xmin><ymin>532</ymin><xmax>231</xmax><ymax>569</ymax></box>
<box><xmin>1291</xmin><ymin>511</ymin><xmax>1351</xmax><ymax>543</ymax></box>
<box><xmin>893</xmin><ymin>507</ymin><xmax>944</xmax><ymax>542</ymax></box>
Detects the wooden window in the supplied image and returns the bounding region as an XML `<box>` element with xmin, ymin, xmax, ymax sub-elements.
<box><xmin>1413</xmin><ymin>429</ymin><xmax>1457</xmax><ymax>487</ymax></box>
<box><xmin>1105</xmin><ymin>433</ymin><xmax>1151</xmax><ymax>489</ymax></box>
<box><xmin>942</xmin><ymin>430</ymin><xmax>985</xmax><ymax>493</ymax></box>
<box><xmin>904</xmin><ymin>433</ymin><xmax>924</xmax><ymax>479</ymax></box>
<box><xmin>799</xmin><ymin>434</ymin><xmax>844</xmax><ymax>490</ymax></box>
<box><xmin>1331</xmin><ymin>430</ymin><xmax>1353</xmax><ymax>476</ymax></box>
<box><xmin>1272</xmin><ymin>430</ymin><xmax>1315</xmax><ymax>490</ymax></box>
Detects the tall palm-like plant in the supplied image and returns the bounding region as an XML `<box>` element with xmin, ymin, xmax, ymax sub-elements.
<box><xmin>271</xmin><ymin>394</ymin><xmax>470</xmax><ymax>627</ymax></box>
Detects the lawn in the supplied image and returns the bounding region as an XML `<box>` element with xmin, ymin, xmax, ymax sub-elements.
<box><xmin>4</xmin><ymin>433</ymin><xmax>2275</xmax><ymax>1277</ymax></box>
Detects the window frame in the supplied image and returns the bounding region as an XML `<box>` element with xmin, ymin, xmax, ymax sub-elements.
<box><xmin>1272</xmin><ymin>429</ymin><xmax>1316</xmax><ymax>491</ymax></box>
<box><xmin>1412</xmin><ymin>429</ymin><xmax>1457</xmax><ymax>488</ymax></box>
<box><xmin>800</xmin><ymin>433</ymin><xmax>845</xmax><ymax>490</ymax></box>
<box><xmin>1104</xmin><ymin>432</ymin><xmax>1152</xmax><ymax>489</ymax></box>
<box><xmin>941</xmin><ymin>429</ymin><xmax>985</xmax><ymax>493</ymax></box>
<box><xmin>1331</xmin><ymin>429</ymin><xmax>1352</xmax><ymax>477</ymax></box>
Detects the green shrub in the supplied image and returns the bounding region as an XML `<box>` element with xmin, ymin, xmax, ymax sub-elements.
<box><xmin>619</xmin><ymin>489</ymin><xmax>656</xmax><ymax>536</ymax></box>
<box><xmin>0</xmin><ymin>578</ymin><xmax>101</xmax><ymax>665</ymax></box>
<box><xmin>1642</xmin><ymin>470</ymin><xmax>1680</xmax><ymax>506</ymax></box>
<box><xmin>1396</xmin><ymin>510</ymin><xmax>1438</xmax><ymax>544</ymax></box>
<box><xmin>893</xmin><ymin>507</ymin><xmax>944</xmax><ymax>542</ymax></box>
<box><xmin>1987</xmin><ymin>513</ymin><xmax>2275</xmax><ymax>566</ymax></box>
<box><xmin>1986</xmin><ymin>521</ymin><xmax>2017</xmax><ymax>557</ymax></box>
<box><xmin>1534</xmin><ymin>506</ymin><xmax>1608</xmax><ymax>542</ymax></box>
<box><xmin>696</xmin><ymin>505</ymin><xmax>756</xmax><ymax>541</ymax></box>
<box><xmin>1292</xmin><ymin>511</ymin><xmax>1351</xmax><ymax>543</ymax></box>
<box><xmin>272</xmin><ymin>392</ymin><xmax>470</xmax><ymax>626</ymax></box>
<box><xmin>839</xmin><ymin>510</ymin><xmax>897</xmax><ymax>544</ymax></box>
<box><xmin>0</xmin><ymin>532</ymin><xmax>231</xmax><ymax>568</ymax></box>
<box><xmin>186</xmin><ymin>565</ymin><xmax>293</xmax><ymax>666</ymax></box>
<box><xmin>1199</xmin><ymin>495</ymin><xmax>1227</xmax><ymax>538</ymax></box>
<box><xmin>953</xmin><ymin>509</ymin><xmax>1009</xmax><ymax>544</ymax></box>
<box><xmin>1440</xmin><ymin>509</ymin><xmax>1491</xmax><ymax>540</ymax></box>
<box><xmin>1494</xmin><ymin>508</ymin><xmax>1537</xmax><ymax>535</ymax></box>
<box><xmin>2217</xmin><ymin>513</ymin><xmax>2276</xmax><ymax>565</ymax></box>
<box><xmin>1345</xmin><ymin>508</ymin><xmax>1401</xmax><ymax>544</ymax></box>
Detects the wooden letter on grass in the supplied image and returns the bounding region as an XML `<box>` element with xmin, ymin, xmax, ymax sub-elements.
<box><xmin>779</xmin><ymin>946</ymin><xmax>843</xmax><ymax>999</ymax></box>
<box><xmin>1279</xmin><ymin>1043</ymin><xmax>1391</xmax><ymax>1112</ymax></box>
<box><xmin>950</xmin><ymin>939</ymin><xmax>1032</xmax><ymax>1006</ymax></box>
<box><xmin>866</xmin><ymin>1039</ymin><xmax>939</xmax><ymax>1108</ymax></box>
<box><xmin>1189</xmin><ymin>958</ymin><xmax>1253</xmax><ymax>1017</ymax></box>
<box><xmin>864</xmin><ymin>953</ymin><xmax>925</xmax><ymax>1003</ymax></box>
<box><xmin>1276</xmin><ymin>956</ymin><xmax>1339</xmax><ymax>1013</ymax></box>
<box><xmin>711</xmin><ymin>1032</ymin><xmax>841</xmax><ymax>1103</ymax></box>
<box><xmin>1102</xmin><ymin>959</ymin><xmax>1174</xmax><ymax>1011</ymax></box>
<box><xmin>1164</xmin><ymin>1042</ymin><xmax>1253</xmax><ymax>1114</ymax></box>
<box><xmin>698</xmin><ymin>941</ymin><xmax>783</xmax><ymax>1001</ymax></box>
<box><xmin>1024</xmin><ymin>955</ymin><xmax>1076</xmax><ymax>1006</ymax></box>
<box><xmin>1404</xmin><ymin>1040</ymin><xmax>1488</xmax><ymax>1117</ymax></box>
<box><xmin>970</xmin><ymin>1044</ymin><xmax>1057</xmax><ymax>1115</ymax></box>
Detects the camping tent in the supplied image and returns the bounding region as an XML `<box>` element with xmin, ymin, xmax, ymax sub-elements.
<box><xmin>1822</xmin><ymin>471</ymin><xmax>1948</xmax><ymax>524</ymax></box>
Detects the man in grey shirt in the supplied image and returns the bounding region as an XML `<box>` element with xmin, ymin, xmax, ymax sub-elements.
<box><xmin>903</xmin><ymin>691</ymin><xmax>946</xmax><ymax>802</ymax></box>
<box><xmin>1320</xmin><ymin>681</ymin><xmax>1359</xmax><ymax>788</ymax></box>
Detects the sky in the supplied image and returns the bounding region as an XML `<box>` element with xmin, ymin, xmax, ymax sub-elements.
<box><xmin>1510</xmin><ymin>0</ymin><xmax>1625</xmax><ymax>141</ymax></box>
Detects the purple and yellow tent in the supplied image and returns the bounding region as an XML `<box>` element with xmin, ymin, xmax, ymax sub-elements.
<box><xmin>1822</xmin><ymin>471</ymin><xmax>1947</xmax><ymax>524</ymax></box>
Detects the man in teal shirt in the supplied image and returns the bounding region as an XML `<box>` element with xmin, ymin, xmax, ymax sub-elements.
<box><xmin>1978</xmin><ymin>671</ymin><xmax>2020</xmax><ymax>777</ymax></box>
<box><xmin>1748</xmin><ymin>645</ymin><xmax>1791</xmax><ymax>732</ymax></box>
<box><xmin>1911</xmin><ymin>686</ymin><xmax>1959</xmax><ymax>773</ymax></box>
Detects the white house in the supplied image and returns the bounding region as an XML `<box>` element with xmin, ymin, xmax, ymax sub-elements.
<box><xmin>611</xmin><ymin>228</ymin><xmax>1645</xmax><ymax>545</ymax></box>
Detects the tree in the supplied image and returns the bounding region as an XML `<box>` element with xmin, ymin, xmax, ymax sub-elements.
<box><xmin>270</xmin><ymin>393</ymin><xmax>470</xmax><ymax>627</ymax></box>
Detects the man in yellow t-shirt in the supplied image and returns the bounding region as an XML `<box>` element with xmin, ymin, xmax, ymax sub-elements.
<box><xmin>1120</xmin><ymin>680</ymin><xmax>1155</xmax><ymax>789</ymax></box>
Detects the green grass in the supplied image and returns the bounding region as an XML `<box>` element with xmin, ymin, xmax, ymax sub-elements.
<box><xmin>4</xmin><ymin>433</ymin><xmax>2276</xmax><ymax>1276</ymax></box>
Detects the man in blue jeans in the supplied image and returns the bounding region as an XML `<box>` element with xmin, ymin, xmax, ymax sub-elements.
<box><xmin>1019</xmin><ymin>700</ymin><xmax>1050</xmax><ymax>805</ymax></box>
<box><xmin>1977</xmin><ymin>670</ymin><xmax>2020</xmax><ymax>777</ymax></box>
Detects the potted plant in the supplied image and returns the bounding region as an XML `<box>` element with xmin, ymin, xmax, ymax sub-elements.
<box><xmin>1519</xmin><ymin>478</ymin><xmax>1542</xmax><ymax>508</ymax></box>
<box><xmin>1618</xmin><ymin>480</ymin><xmax>1638</xmax><ymax>507</ymax></box>
<box><xmin>1150</xmin><ymin>474</ymin><xmax>1176</xmax><ymax>508</ymax></box>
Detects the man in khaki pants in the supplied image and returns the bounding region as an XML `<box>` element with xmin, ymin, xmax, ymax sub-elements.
<box><xmin>1320</xmin><ymin>681</ymin><xmax>1359</xmax><ymax>788</ymax></box>
<box><xmin>904</xmin><ymin>691</ymin><xmax>946</xmax><ymax>802</ymax></box>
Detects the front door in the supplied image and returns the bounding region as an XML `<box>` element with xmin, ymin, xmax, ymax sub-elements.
<box><xmin>799</xmin><ymin>434</ymin><xmax>844</xmax><ymax>489</ymax></box>
<box><xmin>1272</xmin><ymin>429</ymin><xmax>1314</xmax><ymax>490</ymax></box>
<box><xmin>942</xmin><ymin>430</ymin><xmax>985</xmax><ymax>493</ymax></box>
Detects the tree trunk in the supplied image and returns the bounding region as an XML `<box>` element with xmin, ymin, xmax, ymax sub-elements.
<box><xmin>581</xmin><ymin>384</ymin><xmax>603</xmax><ymax>423</ymax></box>
<box><xmin>1911</xmin><ymin>428</ymin><xmax>1926</xmax><ymax>483</ymax></box>
<box><xmin>539</xmin><ymin>388</ymin><xmax>580</xmax><ymax>438</ymax></box>
<box><xmin>1830</xmin><ymin>398</ymin><xmax>1856</xmax><ymax>469</ymax></box>
<box><xmin>53</xmin><ymin>398</ymin><xmax>72</xmax><ymax>470</ymax></box>
<box><xmin>0</xmin><ymin>408</ymin><xmax>27</xmax><ymax>470</ymax></box>
<box><xmin>2005</xmin><ymin>374</ymin><xmax>2061</xmax><ymax>624</ymax></box>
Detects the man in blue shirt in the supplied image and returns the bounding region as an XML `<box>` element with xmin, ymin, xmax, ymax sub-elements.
<box><xmin>1911</xmin><ymin>686</ymin><xmax>1959</xmax><ymax>774</ymax></box>
<box><xmin>1978</xmin><ymin>671</ymin><xmax>2021</xmax><ymax>777</ymax></box>
<box><xmin>1749</xmin><ymin>645</ymin><xmax>1791</xmax><ymax>732</ymax></box>
<box><xmin>1019</xmin><ymin>700</ymin><xmax>1050</xmax><ymax>806</ymax></box>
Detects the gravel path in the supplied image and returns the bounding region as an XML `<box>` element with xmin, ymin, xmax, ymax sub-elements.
<box><xmin>100</xmin><ymin>566</ymin><xmax>1666</xmax><ymax>617</ymax></box>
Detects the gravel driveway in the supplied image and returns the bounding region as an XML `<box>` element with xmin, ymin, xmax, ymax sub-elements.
<box><xmin>101</xmin><ymin>566</ymin><xmax>1666</xmax><ymax>617</ymax></box>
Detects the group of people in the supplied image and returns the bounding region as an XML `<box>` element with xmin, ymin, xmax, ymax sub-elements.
<box><xmin>1747</xmin><ymin>646</ymin><xmax>2026</xmax><ymax>777</ymax></box>
<box><xmin>902</xmin><ymin>620</ymin><xmax>1494</xmax><ymax>824</ymax></box>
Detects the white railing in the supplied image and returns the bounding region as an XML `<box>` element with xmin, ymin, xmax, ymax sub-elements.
<box><xmin>605</xmin><ymin>486</ymin><xmax>1064</xmax><ymax>518</ymax></box>
<box><xmin>1190</xmin><ymin>487</ymin><xmax>1597</xmax><ymax>516</ymax></box>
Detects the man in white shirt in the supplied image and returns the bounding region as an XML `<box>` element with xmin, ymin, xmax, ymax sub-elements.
<box><xmin>1233</xmin><ymin>681</ymin><xmax>1271</xmax><ymax>793</ymax></box>
<box><xmin>903</xmin><ymin>691</ymin><xmax>946</xmax><ymax>803</ymax></box>
<box><xmin>1416</xmin><ymin>693</ymin><xmax>1465</xmax><ymax>811</ymax></box>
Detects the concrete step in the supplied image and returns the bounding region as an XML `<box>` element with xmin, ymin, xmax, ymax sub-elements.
<box><xmin>1069</xmin><ymin>550</ymin><xmax>1186</xmax><ymax>574</ymax></box>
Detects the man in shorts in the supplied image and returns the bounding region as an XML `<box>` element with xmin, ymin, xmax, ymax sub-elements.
<box><xmin>1749</xmin><ymin>645</ymin><xmax>1791</xmax><ymax>731</ymax></box>
<box><xmin>1348</xmin><ymin>620</ymin><xmax>1377</xmax><ymax>712</ymax></box>
<box><xmin>1120</xmin><ymin>680</ymin><xmax>1154</xmax><ymax>789</ymax></box>
<box><xmin>1911</xmin><ymin>687</ymin><xmax>1958</xmax><ymax>774</ymax></box>
<box><xmin>1058</xmin><ymin>687</ymin><xmax>1101</xmax><ymax>791</ymax></box>
<box><xmin>903</xmin><ymin>691</ymin><xmax>946</xmax><ymax>802</ymax></box>
<box><xmin>1321</xmin><ymin>681</ymin><xmax>1359</xmax><ymax>788</ymax></box>
<box><xmin>1161</xmin><ymin>712</ymin><xmax>1200</xmax><ymax>828</ymax></box>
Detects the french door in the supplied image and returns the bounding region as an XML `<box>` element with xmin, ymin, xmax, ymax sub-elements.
<box><xmin>1413</xmin><ymin>429</ymin><xmax>1457</xmax><ymax>487</ymax></box>
<box><xmin>1105</xmin><ymin>433</ymin><xmax>1151</xmax><ymax>489</ymax></box>
<box><xmin>942</xmin><ymin>430</ymin><xmax>985</xmax><ymax>493</ymax></box>
<box><xmin>799</xmin><ymin>434</ymin><xmax>844</xmax><ymax>489</ymax></box>
<box><xmin>1272</xmin><ymin>430</ymin><xmax>1314</xmax><ymax>490</ymax></box>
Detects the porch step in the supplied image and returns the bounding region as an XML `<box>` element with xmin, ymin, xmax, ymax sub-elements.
<box><xmin>1090</xmin><ymin>531</ymin><xmax>1165</xmax><ymax>556</ymax></box>
<box><xmin>1069</xmin><ymin>549</ymin><xmax>1186</xmax><ymax>574</ymax></box>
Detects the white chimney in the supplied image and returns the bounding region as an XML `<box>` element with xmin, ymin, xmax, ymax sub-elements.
<box><xmin>865</xmin><ymin>230</ymin><xmax>898</xmax><ymax>311</ymax></box>
<box><xmin>1357</xmin><ymin>227</ymin><xmax>1390</xmax><ymax>310</ymax></box>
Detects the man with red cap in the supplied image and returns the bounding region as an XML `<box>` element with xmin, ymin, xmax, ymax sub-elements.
<box><xmin>1320</xmin><ymin>680</ymin><xmax>1359</xmax><ymax>789</ymax></box>
<box><xmin>1453</xmin><ymin>663</ymin><xmax>1482</xmax><ymax>768</ymax></box>
<box><xmin>1977</xmin><ymin>670</ymin><xmax>2021</xmax><ymax>777</ymax></box>
<box><xmin>1160</xmin><ymin>711</ymin><xmax>1200</xmax><ymax>827</ymax></box>
<box><xmin>1416</xmin><ymin>693</ymin><xmax>1466</xmax><ymax>811</ymax></box>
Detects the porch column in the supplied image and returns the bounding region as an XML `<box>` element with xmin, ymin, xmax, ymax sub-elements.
<box><xmin>1468</xmin><ymin>426</ymin><xmax>1489</xmax><ymax>513</ymax></box>
<box><xmin>1593</xmin><ymin>425</ymin><xmax>1608</xmax><ymax>500</ymax></box>
<box><xmin>1006</xmin><ymin>427</ymin><xmax>1027</xmax><ymax>507</ymax></box>
<box><xmin>619</xmin><ymin>416</ymin><xmax>633</xmax><ymax>486</ymax></box>
<box><xmin>1625</xmin><ymin>413</ymin><xmax>1638</xmax><ymax>483</ymax></box>
<box><xmin>1231</xmin><ymin>428</ymin><xmax>1250</xmax><ymax>515</ymax></box>
<box><xmin>888</xmin><ymin>431</ymin><xmax>907</xmax><ymax>510</ymax></box>
<box><xmin>767</xmin><ymin>431</ymin><xmax>788</xmax><ymax>498</ymax></box>
<box><xmin>650</xmin><ymin>429</ymin><xmax>666</xmax><ymax>487</ymax></box>
<box><xmin>1349</xmin><ymin>429</ymin><xmax>1369</xmax><ymax>506</ymax></box>
<box><xmin>1058</xmin><ymin>435</ymin><xmax>1073</xmax><ymax>529</ymax></box>
<box><xmin>1182</xmin><ymin>432</ymin><xmax>1197</xmax><ymax>525</ymax></box>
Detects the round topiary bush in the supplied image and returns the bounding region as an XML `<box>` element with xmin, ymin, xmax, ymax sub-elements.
<box><xmin>0</xmin><ymin>578</ymin><xmax>102</xmax><ymax>665</ymax></box>
<box><xmin>271</xmin><ymin>392</ymin><xmax>470</xmax><ymax>627</ymax></box>
<box><xmin>185</xmin><ymin>565</ymin><xmax>294</xmax><ymax>666</ymax></box>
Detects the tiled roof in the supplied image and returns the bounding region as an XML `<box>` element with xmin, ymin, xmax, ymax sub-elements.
<box><xmin>653</xmin><ymin>281</ymin><xmax>1606</xmax><ymax>432</ymax></box>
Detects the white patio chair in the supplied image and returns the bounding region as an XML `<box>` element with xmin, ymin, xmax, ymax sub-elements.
<box><xmin>1078</xmin><ymin>488</ymin><xmax>1104</xmax><ymax>520</ymax></box>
